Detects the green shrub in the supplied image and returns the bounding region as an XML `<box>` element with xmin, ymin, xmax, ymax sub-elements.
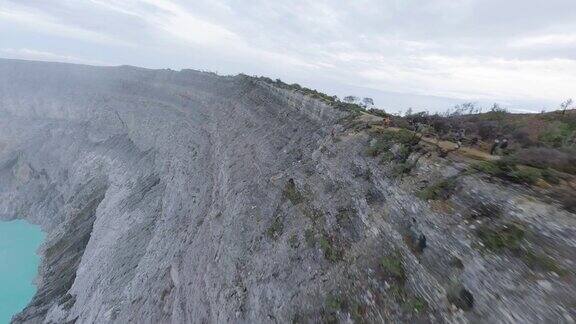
<box><xmin>304</xmin><ymin>228</ymin><xmax>316</xmax><ymax>247</ymax></box>
<box><xmin>336</xmin><ymin>207</ymin><xmax>354</xmax><ymax>225</ymax></box>
<box><xmin>397</xmin><ymin>145</ymin><xmax>413</xmax><ymax>162</ymax></box>
<box><xmin>381</xmin><ymin>252</ymin><xmax>406</xmax><ymax>283</ymax></box>
<box><xmin>392</xmin><ymin>162</ymin><xmax>414</xmax><ymax>177</ymax></box>
<box><xmin>541</xmin><ymin>168</ymin><xmax>561</xmax><ymax>184</ymax></box>
<box><xmin>367</xmin><ymin>130</ymin><xmax>420</xmax><ymax>162</ymax></box>
<box><xmin>319</xmin><ymin>234</ymin><xmax>342</xmax><ymax>262</ymax></box>
<box><xmin>509</xmin><ymin>167</ymin><xmax>542</xmax><ymax>184</ymax></box>
<box><xmin>325</xmin><ymin>294</ymin><xmax>343</xmax><ymax>311</ymax></box>
<box><xmin>367</xmin><ymin>108</ymin><xmax>389</xmax><ymax>118</ymax></box>
<box><xmin>417</xmin><ymin>176</ymin><xmax>458</xmax><ymax>200</ymax></box>
<box><xmin>332</xmin><ymin>101</ymin><xmax>366</xmax><ymax>114</ymax></box>
<box><xmin>473</xmin><ymin>158</ymin><xmax>517</xmax><ymax>175</ymax></box>
<box><xmin>550</xmin><ymin>186</ymin><xmax>576</xmax><ymax>213</ymax></box>
<box><xmin>380</xmin><ymin>151</ymin><xmax>395</xmax><ymax>163</ymax></box>
<box><xmin>477</xmin><ymin>223</ymin><xmax>525</xmax><ymax>252</ymax></box>
<box><xmin>302</xmin><ymin>206</ymin><xmax>324</xmax><ymax>222</ymax></box>
<box><xmin>322</xmin><ymin>294</ymin><xmax>344</xmax><ymax>323</ymax></box>
<box><xmin>521</xmin><ymin>250</ymin><xmax>567</xmax><ymax>276</ymax></box>
<box><xmin>394</xmin><ymin>129</ymin><xmax>420</xmax><ymax>146</ymax></box>
<box><xmin>288</xmin><ymin>234</ymin><xmax>299</xmax><ymax>249</ymax></box>
<box><xmin>513</xmin><ymin>147</ymin><xmax>576</xmax><ymax>175</ymax></box>
<box><xmin>469</xmin><ymin>201</ymin><xmax>502</xmax><ymax>219</ymax></box>
<box><xmin>267</xmin><ymin>217</ymin><xmax>284</xmax><ymax>239</ymax></box>
<box><xmin>283</xmin><ymin>179</ymin><xmax>304</xmax><ymax>205</ymax></box>
<box><xmin>539</xmin><ymin>121</ymin><xmax>573</xmax><ymax>148</ymax></box>
<box><xmin>472</xmin><ymin>161</ymin><xmax>503</xmax><ymax>176</ymax></box>
<box><xmin>472</xmin><ymin>159</ymin><xmax>543</xmax><ymax>185</ymax></box>
<box><xmin>476</xmin><ymin>222</ymin><xmax>567</xmax><ymax>275</ymax></box>
<box><xmin>402</xmin><ymin>296</ymin><xmax>428</xmax><ymax>313</ymax></box>
<box><xmin>366</xmin><ymin>139</ymin><xmax>391</xmax><ymax>157</ymax></box>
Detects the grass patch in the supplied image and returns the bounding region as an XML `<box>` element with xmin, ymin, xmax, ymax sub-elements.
<box><xmin>336</xmin><ymin>207</ymin><xmax>354</xmax><ymax>225</ymax></box>
<box><xmin>366</xmin><ymin>129</ymin><xmax>420</xmax><ymax>158</ymax></box>
<box><xmin>388</xmin><ymin>285</ymin><xmax>429</xmax><ymax>314</ymax></box>
<box><xmin>381</xmin><ymin>252</ymin><xmax>406</xmax><ymax>283</ymax></box>
<box><xmin>472</xmin><ymin>160</ymin><xmax>543</xmax><ymax>185</ymax></box>
<box><xmin>541</xmin><ymin>168</ymin><xmax>560</xmax><ymax>185</ymax></box>
<box><xmin>325</xmin><ymin>294</ymin><xmax>343</xmax><ymax>312</ymax></box>
<box><xmin>304</xmin><ymin>228</ymin><xmax>316</xmax><ymax>248</ymax></box>
<box><xmin>476</xmin><ymin>222</ymin><xmax>525</xmax><ymax>252</ymax></box>
<box><xmin>366</xmin><ymin>139</ymin><xmax>392</xmax><ymax>157</ymax></box>
<box><xmin>539</xmin><ymin>121</ymin><xmax>573</xmax><ymax>148</ymax></box>
<box><xmin>476</xmin><ymin>222</ymin><xmax>568</xmax><ymax>275</ymax></box>
<box><xmin>366</xmin><ymin>129</ymin><xmax>422</xmax><ymax>179</ymax></box>
<box><xmin>392</xmin><ymin>162</ymin><xmax>414</xmax><ymax>177</ymax></box>
<box><xmin>550</xmin><ymin>186</ymin><xmax>576</xmax><ymax>213</ymax></box>
<box><xmin>417</xmin><ymin>176</ymin><xmax>458</xmax><ymax>200</ymax></box>
<box><xmin>513</xmin><ymin>147</ymin><xmax>576</xmax><ymax>175</ymax></box>
<box><xmin>319</xmin><ymin>234</ymin><xmax>342</xmax><ymax>263</ymax></box>
<box><xmin>288</xmin><ymin>234</ymin><xmax>299</xmax><ymax>249</ymax></box>
<box><xmin>469</xmin><ymin>201</ymin><xmax>502</xmax><ymax>219</ymax></box>
<box><xmin>386</xmin><ymin>129</ymin><xmax>420</xmax><ymax>146</ymax></box>
<box><xmin>521</xmin><ymin>250</ymin><xmax>568</xmax><ymax>276</ymax></box>
<box><xmin>302</xmin><ymin>206</ymin><xmax>324</xmax><ymax>223</ymax></box>
<box><xmin>472</xmin><ymin>159</ymin><xmax>513</xmax><ymax>177</ymax></box>
<box><xmin>283</xmin><ymin>179</ymin><xmax>304</xmax><ymax>205</ymax></box>
<box><xmin>380</xmin><ymin>151</ymin><xmax>395</xmax><ymax>163</ymax></box>
<box><xmin>266</xmin><ymin>217</ymin><xmax>284</xmax><ymax>240</ymax></box>
<box><xmin>402</xmin><ymin>296</ymin><xmax>428</xmax><ymax>314</ymax></box>
<box><xmin>321</xmin><ymin>294</ymin><xmax>348</xmax><ymax>323</ymax></box>
<box><xmin>380</xmin><ymin>251</ymin><xmax>430</xmax><ymax>315</ymax></box>
<box><xmin>509</xmin><ymin>166</ymin><xmax>542</xmax><ymax>185</ymax></box>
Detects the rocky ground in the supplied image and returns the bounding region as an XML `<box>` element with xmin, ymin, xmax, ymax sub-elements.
<box><xmin>0</xmin><ymin>58</ymin><xmax>574</xmax><ymax>323</ymax></box>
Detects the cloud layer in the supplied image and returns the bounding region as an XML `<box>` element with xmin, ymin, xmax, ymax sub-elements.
<box><xmin>1</xmin><ymin>0</ymin><xmax>575</xmax><ymax>110</ymax></box>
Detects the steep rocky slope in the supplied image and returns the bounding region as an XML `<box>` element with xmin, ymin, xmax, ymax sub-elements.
<box><xmin>0</xmin><ymin>59</ymin><xmax>574</xmax><ymax>323</ymax></box>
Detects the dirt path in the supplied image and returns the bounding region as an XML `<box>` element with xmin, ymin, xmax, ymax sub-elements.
<box><xmin>419</xmin><ymin>135</ymin><xmax>499</xmax><ymax>162</ymax></box>
<box><xmin>373</xmin><ymin>124</ymin><xmax>500</xmax><ymax>162</ymax></box>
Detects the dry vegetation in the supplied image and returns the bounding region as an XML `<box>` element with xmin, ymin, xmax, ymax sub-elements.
<box><xmin>255</xmin><ymin>76</ymin><xmax>575</xmax><ymax>212</ymax></box>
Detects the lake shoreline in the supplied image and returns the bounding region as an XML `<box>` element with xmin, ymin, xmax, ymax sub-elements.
<box><xmin>0</xmin><ymin>219</ymin><xmax>44</xmax><ymax>324</ymax></box>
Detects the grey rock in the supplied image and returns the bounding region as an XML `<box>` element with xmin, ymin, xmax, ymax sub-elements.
<box><xmin>0</xmin><ymin>59</ymin><xmax>575</xmax><ymax>323</ymax></box>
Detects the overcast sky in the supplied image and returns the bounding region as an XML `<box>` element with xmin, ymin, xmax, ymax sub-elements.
<box><xmin>1</xmin><ymin>0</ymin><xmax>575</xmax><ymax>112</ymax></box>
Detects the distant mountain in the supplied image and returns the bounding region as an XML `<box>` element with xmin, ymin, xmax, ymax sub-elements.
<box><xmin>311</xmin><ymin>81</ymin><xmax>557</xmax><ymax>114</ymax></box>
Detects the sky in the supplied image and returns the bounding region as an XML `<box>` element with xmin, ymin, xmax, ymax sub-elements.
<box><xmin>1</xmin><ymin>0</ymin><xmax>575</xmax><ymax>112</ymax></box>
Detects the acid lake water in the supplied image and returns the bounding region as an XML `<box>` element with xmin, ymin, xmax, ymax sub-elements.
<box><xmin>0</xmin><ymin>220</ymin><xmax>44</xmax><ymax>324</ymax></box>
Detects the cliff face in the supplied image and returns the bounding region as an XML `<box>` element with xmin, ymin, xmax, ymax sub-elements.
<box><xmin>0</xmin><ymin>59</ymin><xmax>574</xmax><ymax>323</ymax></box>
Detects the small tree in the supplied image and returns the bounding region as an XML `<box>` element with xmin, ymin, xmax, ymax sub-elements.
<box><xmin>560</xmin><ymin>99</ymin><xmax>573</xmax><ymax>115</ymax></box>
<box><xmin>462</xmin><ymin>102</ymin><xmax>477</xmax><ymax>115</ymax></box>
<box><xmin>343</xmin><ymin>96</ymin><xmax>359</xmax><ymax>104</ymax></box>
<box><xmin>362</xmin><ymin>97</ymin><xmax>375</xmax><ymax>108</ymax></box>
<box><xmin>490</xmin><ymin>103</ymin><xmax>507</xmax><ymax>113</ymax></box>
<box><xmin>451</xmin><ymin>102</ymin><xmax>477</xmax><ymax>116</ymax></box>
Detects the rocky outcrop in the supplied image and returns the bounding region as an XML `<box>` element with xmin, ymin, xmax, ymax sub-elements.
<box><xmin>0</xmin><ymin>59</ymin><xmax>574</xmax><ymax>323</ymax></box>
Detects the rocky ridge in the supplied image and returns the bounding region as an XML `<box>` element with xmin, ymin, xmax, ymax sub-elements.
<box><xmin>0</xmin><ymin>59</ymin><xmax>574</xmax><ymax>323</ymax></box>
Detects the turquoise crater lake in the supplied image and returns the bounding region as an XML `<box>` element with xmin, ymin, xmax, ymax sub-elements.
<box><xmin>0</xmin><ymin>220</ymin><xmax>44</xmax><ymax>324</ymax></box>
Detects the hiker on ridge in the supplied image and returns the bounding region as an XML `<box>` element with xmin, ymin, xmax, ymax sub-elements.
<box><xmin>500</xmin><ymin>138</ymin><xmax>509</xmax><ymax>150</ymax></box>
<box><xmin>490</xmin><ymin>138</ymin><xmax>500</xmax><ymax>155</ymax></box>
<box><xmin>455</xmin><ymin>129</ymin><xmax>465</xmax><ymax>148</ymax></box>
<box><xmin>383</xmin><ymin>116</ymin><xmax>391</xmax><ymax>128</ymax></box>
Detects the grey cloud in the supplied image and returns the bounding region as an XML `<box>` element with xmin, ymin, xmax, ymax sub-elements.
<box><xmin>1</xmin><ymin>0</ymin><xmax>575</xmax><ymax>111</ymax></box>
